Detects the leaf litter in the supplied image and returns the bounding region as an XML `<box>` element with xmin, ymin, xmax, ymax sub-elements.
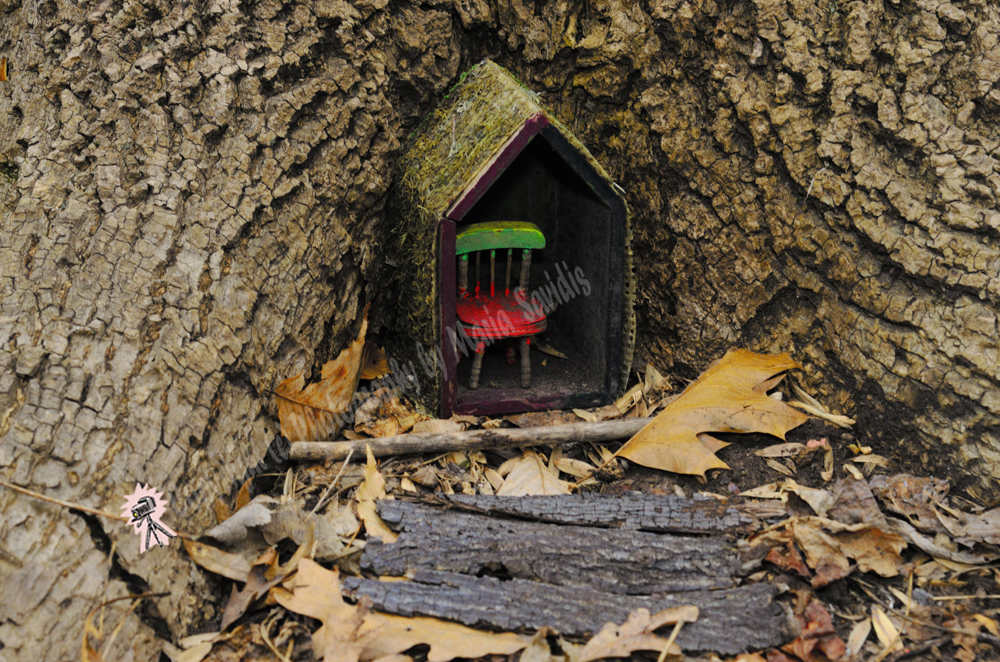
<box><xmin>174</xmin><ymin>346</ymin><xmax>1000</xmax><ymax>662</ymax></box>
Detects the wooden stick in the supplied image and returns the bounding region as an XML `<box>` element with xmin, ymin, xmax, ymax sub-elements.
<box><xmin>291</xmin><ymin>417</ymin><xmax>655</xmax><ymax>461</ymax></box>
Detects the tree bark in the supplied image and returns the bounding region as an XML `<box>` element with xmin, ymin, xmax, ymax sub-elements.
<box><xmin>2</xmin><ymin>0</ymin><xmax>999</xmax><ymax>658</ymax></box>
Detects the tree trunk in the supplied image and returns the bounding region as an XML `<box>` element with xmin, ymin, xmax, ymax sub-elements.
<box><xmin>1</xmin><ymin>0</ymin><xmax>998</xmax><ymax>658</ymax></box>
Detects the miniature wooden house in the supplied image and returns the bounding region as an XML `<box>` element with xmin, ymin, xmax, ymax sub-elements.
<box><xmin>392</xmin><ymin>61</ymin><xmax>635</xmax><ymax>417</ymax></box>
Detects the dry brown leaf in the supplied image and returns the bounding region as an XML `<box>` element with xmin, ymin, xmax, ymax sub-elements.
<box><xmin>495</xmin><ymin>451</ymin><xmax>573</xmax><ymax>496</ymax></box>
<box><xmin>182</xmin><ymin>538</ymin><xmax>252</xmax><ymax>582</ymax></box>
<box><xmin>782</xmin><ymin>600</ymin><xmax>846</xmax><ymax>661</ymax></box>
<box><xmin>360</xmin><ymin>342</ymin><xmax>390</xmax><ymax>380</ymax></box>
<box><xmin>872</xmin><ymin>606</ymin><xmax>903</xmax><ymax>652</ymax></box>
<box><xmin>757</xmin><ymin>516</ymin><xmax>907</xmax><ymax>587</ymax></box>
<box><xmin>357</xmin><ymin>445</ymin><xmax>397</xmax><ymax>543</ymax></box>
<box><xmin>411</xmin><ymin>418</ymin><xmax>464</xmax><ymax>435</ymax></box>
<box><xmin>277</xmin><ymin>559</ymin><xmax>528</xmax><ymax>662</ymax></box>
<box><xmin>213</xmin><ymin>497</ymin><xmax>232</xmax><ymax>524</ymax></box>
<box><xmin>846</xmin><ymin>617</ymin><xmax>872</xmax><ymax>657</ymax></box>
<box><xmin>755</xmin><ymin>442</ymin><xmax>807</xmax><ymax>458</ymax></box>
<box><xmin>765</xmin><ymin>458</ymin><xmax>795</xmax><ymax>476</ymax></box>
<box><xmin>555</xmin><ymin>457</ymin><xmax>597</xmax><ymax>479</ymax></box>
<box><xmin>576</xmin><ymin>605</ymin><xmax>697</xmax><ymax>662</ymax></box>
<box><xmin>275</xmin><ymin>312</ymin><xmax>368</xmax><ymax>441</ymax></box>
<box><xmin>220</xmin><ymin>562</ymin><xmax>287</xmax><ymax>630</ymax></box>
<box><xmin>616</xmin><ymin>350</ymin><xmax>808</xmax><ymax>477</ymax></box>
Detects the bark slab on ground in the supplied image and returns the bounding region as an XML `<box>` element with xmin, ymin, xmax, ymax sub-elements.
<box><xmin>435</xmin><ymin>492</ymin><xmax>762</xmax><ymax>534</ymax></box>
<box><xmin>342</xmin><ymin>570</ymin><xmax>794</xmax><ymax>655</ymax></box>
<box><xmin>366</xmin><ymin>500</ymin><xmax>745</xmax><ymax>594</ymax></box>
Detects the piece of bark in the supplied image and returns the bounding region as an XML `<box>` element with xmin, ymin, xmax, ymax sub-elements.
<box><xmin>365</xmin><ymin>501</ymin><xmax>742</xmax><ymax>593</ymax></box>
<box><xmin>432</xmin><ymin>493</ymin><xmax>761</xmax><ymax>534</ymax></box>
<box><xmin>289</xmin><ymin>417</ymin><xmax>655</xmax><ymax>461</ymax></box>
<box><xmin>341</xmin><ymin>570</ymin><xmax>795</xmax><ymax>655</ymax></box>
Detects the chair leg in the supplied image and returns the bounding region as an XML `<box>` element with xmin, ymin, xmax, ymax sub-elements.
<box><xmin>520</xmin><ymin>337</ymin><xmax>531</xmax><ymax>389</ymax></box>
<box><xmin>470</xmin><ymin>342</ymin><xmax>485</xmax><ymax>390</ymax></box>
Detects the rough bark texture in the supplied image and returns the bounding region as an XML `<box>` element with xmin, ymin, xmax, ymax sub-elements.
<box><xmin>367</xmin><ymin>500</ymin><xmax>745</xmax><ymax>593</ymax></box>
<box><xmin>342</xmin><ymin>570</ymin><xmax>795</xmax><ymax>655</ymax></box>
<box><xmin>438</xmin><ymin>492</ymin><xmax>762</xmax><ymax>533</ymax></box>
<box><xmin>2</xmin><ymin>0</ymin><xmax>999</xmax><ymax>658</ymax></box>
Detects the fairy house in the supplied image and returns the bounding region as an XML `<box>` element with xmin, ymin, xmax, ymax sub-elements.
<box><xmin>391</xmin><ymin>60</ymin><xmax>635</xmax><ymax>417</ymax></box>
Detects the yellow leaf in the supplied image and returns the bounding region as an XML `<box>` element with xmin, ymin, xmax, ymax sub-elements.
<box><xmin>278</xmin><ymin>560</ymin><xmax>528</xmax><ymax>662</ymax></box>
<box><xmin>357</xmin><ymin>445</ymin><xmax>397</xmax><ymax>543</ymax></box>
<box><xmin>495</xmin><ymin>451</ymin><xmax>573</xmax><ymax>496</ymax></box>
<box><xmin>845</xmin><ymin>618</ymin><xmax>871</xmax><ymax>657</ymax></box>
<box><xmin>275</xmin><ymin>312</ymin><xmax>368</xmax><ymax>441</ymax></box>
<box><xmin>972</xmin><ymin>614</ymin><xmax>1000</xmax><ymax>636</ymax></box>
<box><xmin>616</xmin><ymin>349</ymin><xmax>809</xmax><ymax>477</ymax></box>
<box><xmin>871</xmin><ymin>606</ymin><xmax>903</xmax><ymax>652</ymax></box>
<box><xmin>359</xmin><ymin>342</ymin><xmax>390</xmax><ymax>380</ymax></box>
<box><xmin>576</xmin><ymin>605</ymin><xmax>697</xmax><ymax>662</ymax></box>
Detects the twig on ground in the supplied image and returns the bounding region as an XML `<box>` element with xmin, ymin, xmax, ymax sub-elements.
<box><xmin>290</xmin><ymin>418</ymin><xmax>655</xmax><ymax>461</ymax></box>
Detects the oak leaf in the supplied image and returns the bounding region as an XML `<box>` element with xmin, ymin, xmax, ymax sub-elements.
<box><xmin>615</xmin><ymin>349</ymin><xmax>809</xmax><ymax>477</ymax></box>
<box><xmin>275</xmin><ymin>313</ymin><xmax>368</xmax><ymax>441</ymax></box>
<box><xmin>276</xmin><ymin>559</ymin><xmax>528</xmax><ymax>662</ymax></box>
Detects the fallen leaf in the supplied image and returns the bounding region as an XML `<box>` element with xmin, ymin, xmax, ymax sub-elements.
<box><xmin>869</xmin><ymin>474</ymin><xmax>951</xmax><ymax>535</ymax></box>
<box><xmin>533</xmin><ymin>339</ymin><xmax>568</xmax><ymax>359</ymax></box>
<box><xmin>234</xmin><ymin>478</ymin><xmax>252</xmax><ymax>511</ymax></box>
<box><xmin>360</xmin><ymin>342</ymin><xmax>390</xmax><ymax>380</ymax></box>
<box><xmin>755</xmin><ymin>443</ymin><xmax>807</xmax><ymax>458</ymax></box>
<box><xmin>554</xmin><ymin>457</ymin><xmax>597</xmax><ymax>479</ymax></box>
<box><xmin>757</xmin><ymin>516</ymin><xmax>907</xmax><ymax>587</ymax></box>
<box><xmin>495</xmin><ymin>451</ymin><xmax>573</xmax><ymax>496</ymax></box>
<box><xmin>843</xmin><ymin>464</ymin><xmax>864</xmax><ymax>480</ymax></box>
<box><xmin>845</xmin><ymin>617</ymin><xmax>872</xmax><ymax>657</ymax></box>
<box><xmin>872</xmin><ymin>606</ymin><xmax>903</xmax><ymax>652</ymax></box>
<box><xmin>972</xmin><ymin>614</ymin><xmax>1000</xmax><ymax>636</ymax></box>
<box><xmin>782</xmin><ymin>600</ymin><xmax>846</xmax><ymax>661</ymax></box>
<box><xmin>357</xmin><ymin>445</ymin><xmax>397</xmax><ymax>543</ymax></box>
<box><xmin>615</xmin><ymin>382</ymin><xmax>644</xmax><ymax>414</ymax></box>
<box><xmin>883</xmin><ymin>518</ymin><xmax>994</xmax><ymax>565</ymax></box>
<box><xmin>277</xmin><ymin>559</ymin><xmax>528</xmax><ymax>662</ymax></box>
<box><xmin>203</xmin><ymin>496</ymin><xmax>276</xmax><ymax>545</ymax></box>
<box><xmin>851</xmin><ymin>455</ymin><xmax>888</xmax><ymax>466</ymax></box>
<box><xmin>411</xmin><ymin>418</ymin><xmax>464</xmax><ymax>434</ymax></box>
<box><xmin>213</xmin><ymin>498</ymin><xmax>232</xmax><ymax>524</ymax></box>
<box><xmin>766</xmin><ymin>458</ymin><xmax>795</xmax><ymax>476</ymax></box>
<box><xmin>275</xmin><ymin>311</ymin><xmax>368</xmax><ymax>441</ymax></box>
<box><xmin>220</xmin><ymin>562</ymin><xmax>287</xmax><ymax>630</ymax></box>
<box><xmin>576</xmin><ymin>605</ymin><xmax>697</xmax><ymax>662</ymax></box>
<box><xmin>615</xmin><ymin>349</ymin><xmax>809</xmax><ymax>477</ymax></box>
<box><xmin>182</xmin><ymin>538</ymin><xmax>252</xmax><ymax>582</ymax></box>
<box><xmin>505</xmin><ymin>410</ymin><xmax>579</xmax><ymax>427</ymax></box>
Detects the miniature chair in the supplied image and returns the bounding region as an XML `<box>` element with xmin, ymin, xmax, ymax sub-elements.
<box><xmin>455</xmin><ymin>221</ymin><xmax>546</xmax><ymax>389</ymax></box>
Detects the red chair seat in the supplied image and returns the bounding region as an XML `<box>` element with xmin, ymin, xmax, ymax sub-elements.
<box><xmin>457</xmin><ymin>293</ymin><xmax>546</xmax><ymax>339</ymax></box>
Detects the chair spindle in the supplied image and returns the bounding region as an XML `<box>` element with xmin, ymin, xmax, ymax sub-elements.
<box><xmin>505</xmin><ymin>249</ymin><xmax>512</xmax><ymax>295</ymax></box>
<box><xmin>519</xmin><ymin>249</ymin><xmax>531</xmax><ymax>292</ymax></box>
<box><xmin>490</xmin><ymin>250</ymin><xmax>496</xmax><ymax>297</ymax></box>
<box><xmin>458</xmin><ymin>255</ymin><xmax>469</xmax><ymax>298</ymax></box>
